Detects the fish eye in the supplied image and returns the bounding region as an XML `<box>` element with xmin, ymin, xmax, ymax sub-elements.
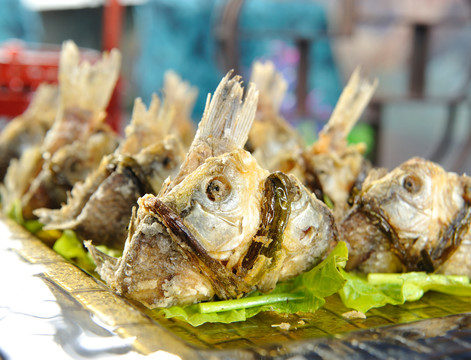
<box><xmin>206</xmin><ymin>176</ymin><xmax>231</xmax><ymax>202</ymax></box>
<box><xmin>402</xmin><ymin>174</ymin><xmax>422</xmax><ymax>193</ymax></box>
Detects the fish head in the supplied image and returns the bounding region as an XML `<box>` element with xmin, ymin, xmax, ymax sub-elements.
<box><xmin>160</xmin><ymin>148</ymin><xmax>268</xmax><ymax>263</ymax></box>
<box><xmin>345</xmin><ymin>157</ymin><xmax>466</xmax><ymax>271</ymax></box>
<box><xmin>360</xmin><ymin>157</ymin><xmax>461</xmax><ymax>237</ymax></box>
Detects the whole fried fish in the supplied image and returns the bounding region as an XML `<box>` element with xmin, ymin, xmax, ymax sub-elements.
<box><xmin>340</xmin><ymin>157</ymin><xmax>471</xmax><ymax>277</ymax></box>
<box><xmin>86</xmin><ymin>72</ymin><xmax>337</xmax><ymax>308</ymax></box>
<box><xmin>35</xmin><ymin>93</ymin><xmax>186</xmax><ymax>249</ymax></box>
<box><xmin>2</xmin><ymin>41</ymin><xmax>121</xmax><ymax>219</ymax></box>
<box><xmin>0</xmin><ymin>83</ymin><xmax>58</xmax><ymax>181</ymax></box>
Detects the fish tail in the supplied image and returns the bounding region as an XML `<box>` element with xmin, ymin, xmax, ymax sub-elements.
<box><xmin>250</xmin><ymin>60</ymin><xmax>287</xmax><ymax>113</ymax></box>
<box><xmin>162</xmin><ymin>70</ymin><xmax>198</xmax><ymax>120</ymax></box>
<box><xmin>318</xmin><ymin>67</ymin><xmax>378</xmax><ymax>149</ymax></box>
<box><xmin>58</xmin><ymin>40</ymin><xmax>121</xmax><ymax>118</ymax></box>
<box><xmin>166</xmin><ymin>72</ymin><xmax>259</xmax><ymax>190</ymax></box>
<box><xmin>24</xmin><ymin>83</ymin><xmax>59</xmax><ymax>119</ymax></box>
<box><xmin>233</xmin><ymin>82</ymin><xmax>259</xmax><ymax>148</ymax></box>
<box><xmin>196</xmin><ymin>71</ymin><xmax>259</xmax><ymax>151</ymax></box>
<box><xmin>123</xmin><ymin>95</ymin><xmax>161</xmax><ymax>140</ymax></box>
<box><xmin>127</xmin><ymin>95</ymin><xmax>161</xmax><ymax>130</ymax></box>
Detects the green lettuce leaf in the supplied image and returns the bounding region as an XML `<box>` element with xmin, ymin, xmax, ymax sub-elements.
<box><xmin>7</xmin><ymin>198</ymin><xmax>25</xmax><ymax>225</ymax></box>
<box><xmin>5</xmin><ymin>198</ymin><xmax>60</xmax><ymax>241</ymax></box>
<box><xmin>53</xmin><ymin>230</ymin><xmax>96</xmax><ymax>271</ymax></box>
<box><xmin>159</xmin><ymin>241</ymin><xmax>348</xmax><ymax>326</ymax></box>
<box><xmin>53</xmin><ymin>229</ymin><xmax>122</xmax><ymax>272</ymax></box>
<box><xmin>340</xmin><ymin>271</ymin><xmax>471</xmax><ymax>313</ymax></box>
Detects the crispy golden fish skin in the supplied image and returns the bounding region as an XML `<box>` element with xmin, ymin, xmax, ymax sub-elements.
<box><xmin>340</xmin><ymin>157</ymin><xmax>471</xmax><ymax>276</ymax></box>
<box><xmin>87</xmin><ymin>72</ymin><xmax>336</xmax><ymax>307</ymax></box>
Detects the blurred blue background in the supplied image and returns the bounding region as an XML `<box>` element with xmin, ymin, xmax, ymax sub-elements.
<box><xmin>1</xmin><ymin>0</ymin><xmax>471</xmax><ymax>172</ymax></box>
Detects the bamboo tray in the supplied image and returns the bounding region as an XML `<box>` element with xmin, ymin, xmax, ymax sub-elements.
<box><xmin>1</xmin><ymin>214</ymin><xmax>471</xmax><ymax>359</ymax></box>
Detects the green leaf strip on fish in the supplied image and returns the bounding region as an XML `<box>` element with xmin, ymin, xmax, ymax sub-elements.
<box><xmin>240</xmin><ymin>172</ymin><xmax>293</xmax><ymax>279</ymax></box>
<box><xmin>429</xmin><ymin>193</ymin><xmax>471</xmax><ymax>272</ymax></box>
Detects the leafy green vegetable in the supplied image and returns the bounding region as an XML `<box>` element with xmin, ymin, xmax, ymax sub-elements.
<box><xmin>6</xmin><ymin>198</ymin><xmax>48</xmax><ymax>235</ymax></box>
<box><xmin>159</xmin><ymin>241</ymin><xmax>348</xmax><ymax>326</ymax></box>
<box><xmin>197</xmin><ymin>293</ymin><xmax>305</xmax><ymax>313</ymax></box>
<box><xmin>347</xmin><ymin>123</ymin><xmax>375</xmax><ymax>156</ymax></box>
<box><xmin>7</xmin><ymin>198</ymin><xmax>25</xmax><ymax>225</ymax></box>
<box><xmin>53</xmin><ymin>229</ymin><xmax>122</xmax><ymax>271</ymax></box>
<box><xmin>53</xmin><ymin>230</ymin><xmax>96</xmax><ymax>271</ymax></box>
<box><xmin>340</xmin><ymin>271</ymin><xmax>471</xmax><ymax>313</ymax></box>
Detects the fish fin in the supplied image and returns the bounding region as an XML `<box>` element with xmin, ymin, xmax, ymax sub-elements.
<box><xmin>125</xmin><ymin>96</ymin><xmax>161</xmax><ymax>135</ymax></box>
<box><xmin>84</xmin><ymin>240</ymin><xmax>120</xmax><ymax>279</ymax></box>
<box><xmin>250</xmin><ymin>60</ymin><xmax>287</xmax><ymax>113</ymax></box>
<box><xmin>162</xmin><ymin>71</ymin><xmax>198</xmax><ymax>147</ymax></box>
<box><xmin>120</xmin><ymin>95</ymin><xmax>163</xmax><ymax>154</ymax></box>
<box><xmin>1</xmin><ymin>146</ymin><xmax>43</xmax><ymax>212</ymax></box>
<box><xmin>196</xmin><ymin>71</ymin><xmax>258</xmax><ymax>153</ymax></box>
<box><xmin>23</xmin><ymin>83</ymin><xmax>59</xmax><ymax>121</ymax></box>
<box><xmin>58</xmin><ymin>40</ymin><xmax>121</xmax><ymax>118</ymax></box>
<box><xmin>313</xmin><ymin>67</ymin><xmax>378</xmax><ymax>153</ymax></box>
<box><xmin>163</xmin><ymin>70</ymin><xmax>198</xmax><ymax>120</ymax></box>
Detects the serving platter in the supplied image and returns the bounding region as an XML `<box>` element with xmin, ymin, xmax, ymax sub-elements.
<box><xmin>1</xmin><ymin>214</ymin><xmax>471</xmax><ymax>359</ymax></box>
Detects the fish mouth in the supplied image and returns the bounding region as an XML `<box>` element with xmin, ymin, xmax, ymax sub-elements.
<box><xmin>141</xmin><ymin>196</ymin><xmax>251</xmax><ymax>299</ymax></box>
<box><xmin>141</xmin><ymin>171</ymin><xmax>295</xmax><ymax>298</ymax></box>
<box><xmin>356</xmin><ymin>199</ymin><xmax>416</xmax><ymax>269</ymax></box>
<box><xmin>357</xmin><ymin>194</ymin><xmax>471</xmax><ymax>273</ymax></box>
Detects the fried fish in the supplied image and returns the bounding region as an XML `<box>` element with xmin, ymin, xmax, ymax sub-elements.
<box><xmin>86</xmin><ymin>72</ymin><xmax>337</xmax><ymax>308</ymax></box>
<box><xmin>340</xmin><ymin>157</ymin><xmax>471</xmax><ymax>277</ymax></box>
<box><xmin>36</xmin><ymin>93</ymin><xmax>186</xmax><ymax>249</ymax></box>
<box><xmin>300</xmin><ymin>68</ymin><xmax>377</xmax><ymax>218</ymax></box>
<box><xmin>1</xmin><ymin>41</ymin><xmax>121</xmax><ymax>219</ymax></box>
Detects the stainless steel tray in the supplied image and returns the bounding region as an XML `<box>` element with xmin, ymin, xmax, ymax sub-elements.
<box><xmin>1</xmin><ymin>214</ymin><xmax>471</xmax><ymax>359</ymax></box>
